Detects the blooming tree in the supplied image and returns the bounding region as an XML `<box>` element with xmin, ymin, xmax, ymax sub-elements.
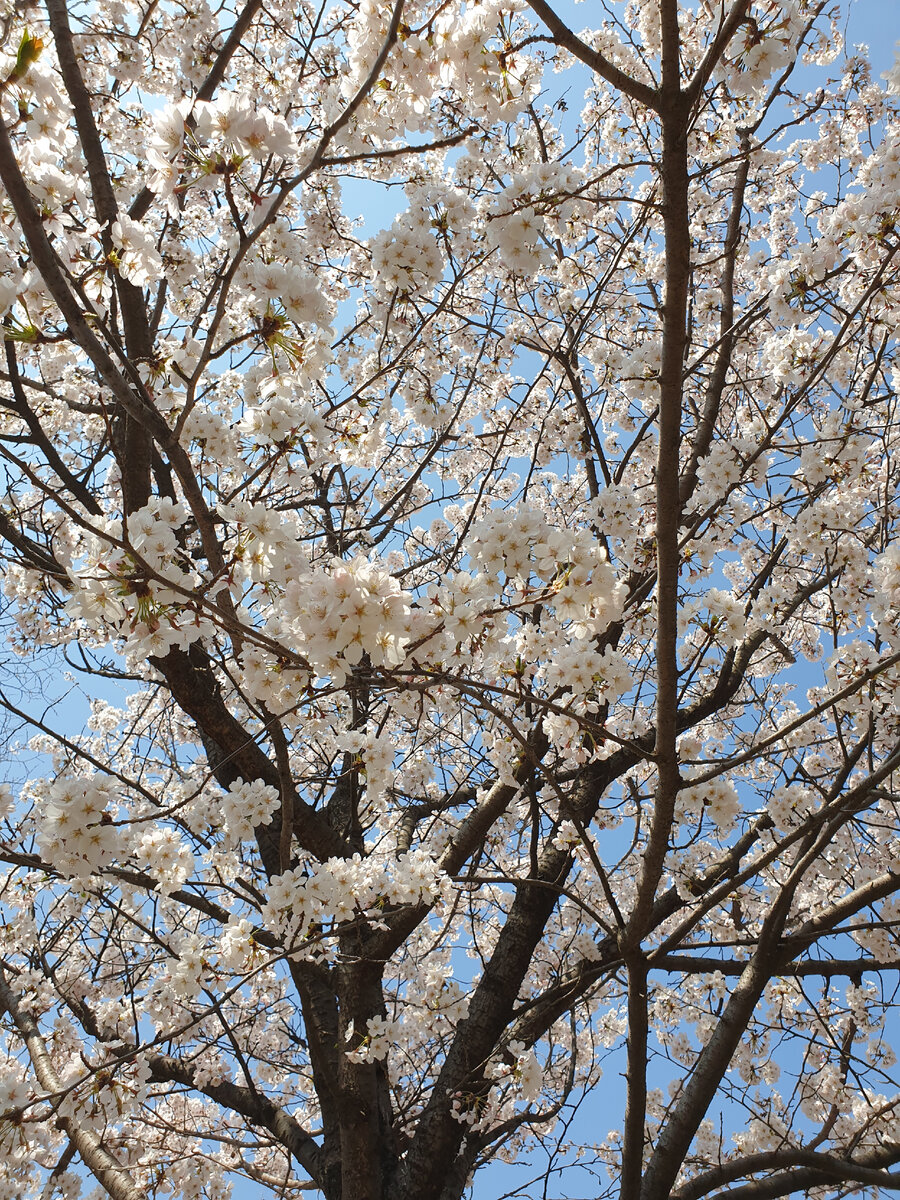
<box><xmin>0</xmin><ymin>0</ymin><xmax>898</xmax><ymax>1198</ymax></box>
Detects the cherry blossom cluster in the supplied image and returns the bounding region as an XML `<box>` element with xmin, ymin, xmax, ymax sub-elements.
<box><xmin>262</xmin><ymin>848</ymin><xmax>444</xmax><ymax>946</ymax></box>
<box><xmin>35</xmin><ymin>774</ymin><xmax>124</xmax><ymax>876</ymax></box>
<box><xmin>65</xmin><ymin>501</ymin><xmax>212</xmax><ymax>659</ymax></box>
<box><xmin>280</xmin><ymin>555</ymin><xmax>413</xmax><ymax>682</ymax></box>
<box><xmin>146</xmin><ymin>95</ymin><xmax>296</xmax><ymax>207</ymax></box>
<box><xmin>342</xmin><ymin>0</ymin><xmax>537</xmax><ymax>129</ymax></box>
<box><xmin>370</xmin><ymin>208</ymin><xmax>446</xmax><ymax>299</ymax></box>
<box><xmin>676</xmin><ymin>778</ymin><xmax>742</xmax><ymax>833</ymax></box>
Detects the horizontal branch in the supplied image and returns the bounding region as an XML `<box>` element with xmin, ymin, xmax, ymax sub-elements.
<box><xmin>0</xmin><ymin>845</ymin><xmax>282</xmax><ymax>951</ymax></box>
<box><xmin>655</xmin><ymin>954</ymin><xmax>900</xmax><ymax>978</ymax></box>
<box><xmin>674</xmin><ymin>1144</ymin><xmax>900</xmax><ymax>1200</ymax></box>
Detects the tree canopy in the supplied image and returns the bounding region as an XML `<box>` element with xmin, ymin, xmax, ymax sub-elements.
<box><xmin>0</xmin><ymin>1</ymin><xmax>899</xmax><ymax>1198</ymax></box>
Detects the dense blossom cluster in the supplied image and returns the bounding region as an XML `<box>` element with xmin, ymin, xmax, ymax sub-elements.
<box><xmin>262</xmin><ymin>848</ymin><xmax>444</xmax><ymax>945</ymax></box>
<box><xmin>370</xmin><ymin>208</ymin><xmax>446</xmax><ymax>299</ymax></box>
<box><xmin>280</xmin><ymin>555</ymin><xmax>413</xmax><ymax>681</ymax></box>
<box><xmin>35</xmin><ymin>775</ymin><xmax>124</xmax><ymax>876</ymax></box>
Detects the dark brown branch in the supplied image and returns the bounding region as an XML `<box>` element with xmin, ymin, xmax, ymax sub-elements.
<box><xmin>655</xmin><ymin>954</ymin><xmax>900</xmax><ymax>978</ymax></box>
<box><xmin>0</xmin><ymin>508</ymin><xmax>68</xmax><ymax>580</ymax></box>
<box><xmin>151</xmin><ymin>645</ymin><xmax>349</xmax><ymax>866</ymax></box>
<box><xmin>0</xmin><ymin>117</ymin><xmax>168</xmax><ymax>446</ymax></box>
<box><xmin>525</xmin><ymin>0</ymin><xmax>657</xmax><ymax>108</ymax></box>
<box><xmin>673</xmin><ymin>1145</ymin><xmax>900</xmax><ymax>1200</ymax></box>
<box><xmin>639</xmin><ymin>889</ymin><xmax>798</xmax><ymax>1200</ymax></box>
<box><xmin>684</xmin><ymin>0</ymin><xmax>752</xmax><ymax>106</ymax></box>
<box><xmin>46</xmin><ymin>0</ymin><xmax>155</xmax><ymax>511</ymax></box>
<box><xmin>148</xmin><ymin>1053</ymin><xmax>325</xmax><ymax>1188</ymax></box>
<box><xmin>784</xmin><ymin>864</ymin><xmax>900</xmax><ymax>953</ymax></box>
<box><xmin>45</xmin><ymin>0</ymin><xmax>118</xmax><ymax>228</ymax></box>
<box><xmin>625</xmin><ymin>4</ymin><xmax>691</xmax><ymax>947</ymax></box>
<box><xmin>3</xmin><ymin>336</ymin><xmax>102</xmax><ymax>513</ymax></box>
<box><xmin>621</xmin><ymin>955</ymin><xmax>650</xmax><ymax>1200</ymax></box>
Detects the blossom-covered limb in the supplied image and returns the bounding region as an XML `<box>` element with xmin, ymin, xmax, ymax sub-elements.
<box><xmin>0</xmin><ymin>967</ymin><xmax>146</xmax><ymax>1200</ymax></box>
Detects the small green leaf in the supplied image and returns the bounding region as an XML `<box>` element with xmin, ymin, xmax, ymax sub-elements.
<box><xmin>13</xmin><ymin>30</ymin><xmax>44</xmax><ymax>81</ymax></box>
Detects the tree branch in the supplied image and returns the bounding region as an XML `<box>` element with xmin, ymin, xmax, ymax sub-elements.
<box><xmin>148</xmin><ymin>1053</ymin><xmax>325</xmax><ymax>1188</ymax></box>
<box><xmin>0</xmin><ymin>967</ymin><xmax>146</xmax><ymax>1200</ymax></box>
<box><xmin>674</xmin><ymin>1145</ymin><xmax>900</xmax><ymax>1200</ymax></box>
<box><xmin>525</xmin><ymin>0</ymin><xmax>657</xmax><ymax>108</ymax></box>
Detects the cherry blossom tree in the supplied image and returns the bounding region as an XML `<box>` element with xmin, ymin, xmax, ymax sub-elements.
<box><xmin>0</xmin><ymin>0</ymin><xmax>898</xmax><ymax>1198</ymax></box>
